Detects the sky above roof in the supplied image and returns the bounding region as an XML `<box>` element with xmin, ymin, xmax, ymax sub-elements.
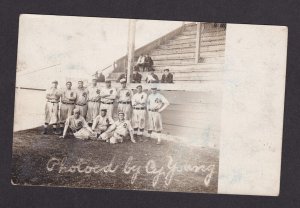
<box><xmin>17</xmin><ymin>14</ymin><xmax>182</xmax><ymax>77</ymax></box>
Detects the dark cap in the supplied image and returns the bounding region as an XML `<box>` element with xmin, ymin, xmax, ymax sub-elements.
<box><xmin>105</xmin><ymin>80</ymin><xmax>111</xmax><ymax>83</ymax></box>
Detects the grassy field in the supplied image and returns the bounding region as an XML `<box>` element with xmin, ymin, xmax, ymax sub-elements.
<box><xmin>12</xmin><ymin>127</ymin><xmax>219</xmax><ymax>193</ymax></box>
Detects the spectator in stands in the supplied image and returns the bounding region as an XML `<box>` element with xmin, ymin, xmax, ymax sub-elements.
<box><xmin>96</xmin><ymin>71</ymin><xmax>106</xmax><ymax>83</ymax></box>
<box><xmin>161</xmin><ymin>68</ymin><xmax>173</xmax><ymax>83</ymax></box>
<box><xmin>145</xmin><ymin>69</ymin><xmax>159</xmax><ymax>83</ymax></box>
<box><xmin>144</xmin><ymin>54</ymin><xmax>154</xmax><ymax>72</ymax></box>
<box><xmin>132</xmin><ymin>66</ymin><xmax>142</xmax><ymax>83</ymax></box>
<box><xmin>136</xmin><ymin>54</ymin><xmax>145</xmax><ymax>72</ymax></box>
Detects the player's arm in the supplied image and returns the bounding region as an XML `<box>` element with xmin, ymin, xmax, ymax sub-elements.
<box><xmin>91</xmin><ymin>117</ymin><xmax>98</xmax><ymax>131</ymax></box>
<box><xmin>60</xmin><ymin>119</ymin><xmax>69</xmax><ymax>138</ymax></box>
<box><xmin>106</xmin><ymin>123</ymin><xmax>116</xmax><ymax>133</ymax></box>
<box><xmin>158</xmin><ymin>96</ymin><xmax>170</xmax><ymax>113</ymax></box>
<box><xmin>146</xmin><ymin>96</ymin><xmax>151</xmax><ymax>111</ymax></box>
<box><xmin>127</xmin><ymin>122</ymin><xmax>136</xmax><ymax>143</ymax></box>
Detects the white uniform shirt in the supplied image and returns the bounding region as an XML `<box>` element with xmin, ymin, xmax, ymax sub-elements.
<box><xmin>132</xmin><ymin>92</ymin><xmax>148</xmax><ymax>108</ymax></box>
<box><xmin>61</xmin><ymin>88</ymin><xmax>77</xmax><ymax>104</ymax></box>
<box><xmin>46</xmin><ymin>87</ymin><xmax>60</xmax><ymax>102</ymax></box>
<box><xmin>110</xmin><ymin>120</ymin><xmax>133</xmax><ymax>136</ymax></box>
<box><xmin>100</xmin><ymin>87</ymin><xmax>117</xmax><ymax>103</ymax></box>
<box><xmin>117</xmin><ymin>88</ymin><xmax>133</xmax><ymax>102</ymax></box>
<box><xmin>75</xmin><ymin>87</ymin><xmax>89</xmax><ymax>105</ymax></box>
<box><xmin>65</xmin><ymin>115</ymin><xmax>88</xmax><ymax>131</ymax></box>
<box><xmin>87</xmin><ymin>85</ymin><xmax>101</xmax><ymax>102</ymax></box>
<box><xmin>92</xmin><ymin>115</ymin><xmax>114</xmax><ymax>130</ymax></box>
<box><xmin>147</xmin><ymin>93</ymin><xmax>169</xmax><ymax>110</ymax></box>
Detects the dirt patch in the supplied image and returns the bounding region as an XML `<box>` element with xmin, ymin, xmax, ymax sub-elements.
<box><xmin>12</xmin><ymin>127</ymin><xmax>219</xmax><ymax>193</ymax></box>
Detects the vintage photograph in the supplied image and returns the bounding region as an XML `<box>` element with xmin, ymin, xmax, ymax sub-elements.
<box><xmin>12</xmin><ymin>14</ymin><xmax>226</xmax><ymax>193</ymax></box>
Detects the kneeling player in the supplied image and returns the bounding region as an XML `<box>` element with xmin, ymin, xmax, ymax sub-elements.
<box><xmin>59</xmin><ymin>109</ymin><xmax>96</xmax><ymax>140</ymax></box>
<box><xmin>92</xmin><ymin>109</ymin><xmax>114</xmax><ymax>139</ymax></box>
<box><xmin>147</xmin><ymin>85</ymin><xmax>170</xmax><ymax>144</ymax></box>
<box><xmin>100</xmin><ymin>112</ymin><xmax>136</xmax><ymax>144</ymax></box>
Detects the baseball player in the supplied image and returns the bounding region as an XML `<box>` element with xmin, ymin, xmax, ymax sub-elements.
<box><xmin>75</xmin><ymin>80</ymin><xmax>89</xmax><ymax>119</ymax></box>
<box><xmin>59</xmin><ymin>108</ymin><xmax>96</xmax><ymax>140</ymax></box>
<box><xmin>86</xmin><ymin>78</ymin><xmax>101</xmax><ymax>126</ymax></box>
<box><xmin>116</xmin><ymin>78</ymin><xmax>133</xmax><ymax>120</ymax></box>
<box><xmin>131</xmin><ymin>84</ymin><xmax>148</xmax><ymax>141</ymax></box>
<box><xmin>91</xmin><ymin>109</ymin><xmax>114</xmax><ymax>139</ymax></box>
<box><xmin>99</xmin><ymin>80</ymin><xmax>117</xmax><ymax>118</ymax></box>
<box><xmin>59</xmin><ymin>81</ymin><xmax>77</xmax><ymax>134</ymax></box>
<box><xmin>100</xmin><ymin>111</ymin><xmax>136</xmax><ymax>144</ymax></box>
<box><xmin>146</xmin><ymin>85</ymin><xmax>170</xmax><ymax>144</ymax></box>
<box><xmin>43</xmin><ymin>80</ymin><xmax>60</xmax><ymax>135</ymax></box>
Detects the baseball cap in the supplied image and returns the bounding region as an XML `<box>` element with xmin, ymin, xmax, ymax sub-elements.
<box><xmin>136</xmin><ymin>85</ymin><xmax>142</xmax><ymax>89</ymax></box>
<box><xmin>73</xmin><ymin>108</ymin><xmax>80</xmax><ymax>114</ymax></box>
<box><xmin>120</xmin><ymin>78</ymin><xmax>126</xmax><ymax>83</ymax></box>
<box><xmin>52</xmin><ymin>80</ymin><xmax>58</xmax><ymax>84</ymax></box>
<box><xmin>100</xmin><ymin>109</ymin><xmax>107</xmax><ymax>112</ymax></box>
<box><xmin>105</xmin><ymin>80</ymin><xmax>111</xmax><ymax>83</ymax></box>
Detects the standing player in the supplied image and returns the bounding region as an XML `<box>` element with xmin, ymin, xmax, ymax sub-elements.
<box><xmin>100</xmin><ymin>112</ymin><xmax>136</xmax><ymax>144</ymax></box>
<box><xmin>146</xmin><ymin>85</ymin><xmax>170</xmax><ymax>144</ymax></box>
<box><xmin>75</xmin><ymin>80</ymin><xmax>89</xmax><ymax>119</ymax></box>
<box><xmin>92</xmin><ymin>109</ymin><xmax>114</xmax><ymax>139</ymax></box>
<box><xmin>117</xmin><ymin>78</ymin><xmax>133</xmax><ymax>120</ymax></box>
<box><xmin>99</xmin><ymin>80</ymin><xmax>117</xmax><ymax>118</ymax></box>
<box><xmin>86</xmin><ymin>78</ymin><xmax>101</xmax><ymax>126</ymax></box>
<box><xmin>59</xmin><ymin>81</ymin><xmax>77</xmax><ymax>134</ymax></box>
<box><xmin>131</xmin><ymin>85</ymin><xmax>148</xmax><ymax>141</ymax></box>
<box><xmin>43</xmin><ymin>80</ymin><xmax>60</xmax><ymax>135</ymax></box>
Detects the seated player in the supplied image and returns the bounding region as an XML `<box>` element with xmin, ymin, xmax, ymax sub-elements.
<box><xmin>91</xmin><ymin>109</ymin><xmax>114</xmax><ymax>139</ymax></box>
<box><xmin>59</xmin><ymin>109</ymin><xmax>96</xmax><ymax>140</ymax></box>
<box><xmin>99</xmin><ymin>112</ymin><xmax>136</xmax><ymax>144</ymax></box>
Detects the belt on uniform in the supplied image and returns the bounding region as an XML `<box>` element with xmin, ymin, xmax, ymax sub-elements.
<box><xmin>148</xmin><ymin>109</ymin><xmax>158</xmax><ymax>112</ymax></box>
<box><xmin>101</xmin><ymin>101</ymin><xmax>114</xmax><ymax>104</ymax></box>
<box><xmin>62</xmin><ymin>102</ymin><xmax>74</xmax><ymax>105</ymax></box>
<box><xmin>133</xmin><ymin>107</ymin><xmax>145</xmax><ymax>110</ymax></box>
<box><xmin>88</xmin><ymin>100</ymin><xmax>99</xmax><ymax>103</ymax></box>
<box><xmin>116</xmin><ymin>132</ymin><xmax>125</xmax><ymax>138</ymax></box>
<box><xmin>47</xmin><ymin>101</ymin><xmax>58</xmax><ymax>103</ymax></box>
<box><xmin>75</xmin><ymin>103</ymin><xmax>87</xmax><ymax>106</ymax></box>
<box><xmin>118</xmin><ymin>101</ymin><xmax>131</xmax><ymax>104</ymax></box>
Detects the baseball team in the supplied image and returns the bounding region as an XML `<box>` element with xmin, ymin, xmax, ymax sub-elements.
<box><xmin>43</xmin><ymin>77</ymin><xmax>170</xmax><ymax>145</ymax></box>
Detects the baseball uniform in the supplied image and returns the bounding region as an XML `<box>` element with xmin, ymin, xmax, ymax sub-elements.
<box><xmin>100</xmin><ymin>86</ymin><xmax>117</xmax><ymax>118</ymax></box>
<box><xmin>101</xmin><ymin>119</ymin><xmax>134</xmax><ymax>144</ymax></box>
<box><xmin>131</xmin><ymin>91</ymin><xmax>148</xmax><ymax>135</ymax></box>
<box><xmin>60</xmin><ymin>88</ymin><xmax>76</xmax><ymax>123</ymax></box>
<box><xmin>86</xmin><ymin>85</ymin><xmax>101</xmax><ymax>124</ymax></box>
<box><xmin>64</xmin><ymin>115</ymin><xmax>95</xmax><ymax>140</ymax></box>
<box><xmin>92</xmin><ymin>114</ymin><xmax>114</xmax><ymax>134</ymax></box>
<box><xmin>45</xmin><ymin>87</ymin><xmax>60</xmax><ymax>125</ymax></box>
<box><xmin>117</xmin><ymin>87</ymin><xmax>133</xmax><ymax>120</ymax></box>
<box><xmin>75</xmin><ymin>87</ymin><xmax>89</xmax><ymax>118</ymax></box>
<box><xmin>147</xmin><ymin>92</ymin><xmax>169</xmax><ymax>132</ymax></box>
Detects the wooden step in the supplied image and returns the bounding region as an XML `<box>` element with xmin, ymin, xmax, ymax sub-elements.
<box><xmin>152</xmin><ymin>63</ymin><xmax>223</xmax><ymax>71</ymax></box>
<box><xmin>201</xmin><ymin>35</ymin><xmax>226</xmax><ymax>42</ymax></box>
<box><xmin>200</xmin><ymin>56</ymin><xmax>225</xmax><ymax>64</ymax></box>
<box><xmin>160</xmin><ymin>42</ymin><xmax>196</xmax><ymax>49</ymax></box>
<box><xmin>174</xmin><ymin>34</ymin><xmax>196</xmax><ymax>40</ymax></box>
<box><xmin>168</xmin><ymin>38</ymin><xmax>196</xmax><ymax>45</ymax></box>
<box><xmin>181</xmin><ymin>30</ymin><xmax>226</xmax><ymax>37</ymax></box>
<box><xmin>151</xmin><ymin>53</ymin><xmax>195</xmax><ymax>60</ymax></box>
<box><xmin>154</xmin><ymin>58</ymin><xmax>195</xmax><ymax>66</ymax></box>
<box><xmin>150</xmin><ymin>47</ymin><xmax>195</xmax><ymax>55</ymax></box>
<box><xmin>199</xmin><ymin>51</ymin><xmax>225</xmax><ymax>58</ymax></box>
<box><xmin>199</xmin><ymin>45</ymin><xmax>225</xmax><ymax>52</ymax></box>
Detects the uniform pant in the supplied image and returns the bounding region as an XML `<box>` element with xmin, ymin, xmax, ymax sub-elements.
<box><xmin>60</xmin><ymin>103</ymin><xmax>75</xmax><ymax>123</ymax></box>
<box><xmin>132</xmin><ymin>109</ymin><xmax>146</xmax><ymax>134</ymax></box>
<box><xmin>45</xmin><ymin>102</ymin><xmax>59</xmax><ymax>125</ymax></box>
<box><xmin>75</xmin><ymin>104</ymin><xmax>88</xmax><ymax>118</ymax></box>
<box><xmin>100</xmin><ymin>131</ymin><xmax>126</xmax><ymax>144</ymax></box>
<box><xmin>100</xmin><ymin>103</ymin><xmax>114</xmax><ymax>118</ymax></box>
<box><xmin>73</xmin><ymin>128</ymin><xmax>96</xmax><ymax>140</ymax></box>
<box><xmin>86</xmin><ymin>101</ymin><xmax>100</xmax><ymax>123</ymax></box>
<box><xmin>117</xmin><ymin>103</ymin><xmax>132</xmax><ymax>120</ymax></box>
<box><xmin>147</xmin><ymin>111</ymin><xmax>163</xmax><ymax>132</ymax></box>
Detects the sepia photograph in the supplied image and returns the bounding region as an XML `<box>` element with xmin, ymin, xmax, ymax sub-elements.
<box><xmin>12</xmin><ymin>14</ymin><xmax>225</xmax><ymax>193</ymax></box>
<box><xmin>12</xmin><ymin>14</ymin><xmax>287</xmax><ymax>196</ymax></box>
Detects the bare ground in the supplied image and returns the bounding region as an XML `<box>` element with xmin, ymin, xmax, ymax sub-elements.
<box><xmin>11</xmin><ymin>127</ymin><xmax>219</xmax><ymax>193</ymax></box>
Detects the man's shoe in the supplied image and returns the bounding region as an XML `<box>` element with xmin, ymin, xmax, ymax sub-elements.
<box><xmin>42</xmin><ymin>128</ymin><xmax>47</xmax><ymax>135</ymax></box>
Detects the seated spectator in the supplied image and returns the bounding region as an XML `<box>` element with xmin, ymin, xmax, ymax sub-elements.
<box><xmin>144</xmin><ymin>54</ymin><xmax>154</xmax><ymax>72</ymax></box>
<box><xmin>136</xmin><ymin>54</ymin><xmax>145</xmax><ymax>72</ymax></box>
<box><xmin>161</xmin><ymin>68</ymin><xmax>174</xmax><ymax>83</ymax></box>
<box><xmin>97</xmin><ymin>72</ymin><xmax>105</xmax><ymax>82</ymax></box>
<box><xmin>145</xmin><ymin>69</ymin><xmax>159</xmax><ymax>83</ymax></box>
<box><xmin>132</xmin><ymin>66</ymin><xmax>142</xmax><ymax>83</ymax></box>
<box><xmin>117</xmin><ymin>73</ymin><xmax>127</xmax><ymax>83</ymax></box>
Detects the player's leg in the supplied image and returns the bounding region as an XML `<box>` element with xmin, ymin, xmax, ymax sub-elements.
<box><xmin>43</xmin><ymin>102</ymin><xmax>50</xmax><ymax>134</ymax></box>
<box><xmin>49</xmin><ymin>103</ymin><xmax>59</xmax><ymax>134</ymax></box>
<box><xmin>154</xmin><ymin>112</ymin><xmax>163</xmax><ymax>144</ymax></box>
<box><xmin>138</xmin><ymin>110</ymin><xmax>146</xmax><ymax>141</ymax></box>
<box><xmin>86</xmin><ymin>102</ymin><xmax>93</xmax><ymax>126</ymax></box>
<box><xmin>147</xmin><ymin>111</ymin><xmax>154</xmax><ymax>140</ymax></box>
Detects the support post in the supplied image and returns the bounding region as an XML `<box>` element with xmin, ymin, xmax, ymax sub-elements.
<box><xmin>126</xmin><ymin>19</ymin><xmax>136</xmax><ymax>84</ymax></box>
<box><xmin>195</xmin><ymin>22</ymin><xmax>201</xmax><ymax>63</ymax></box>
